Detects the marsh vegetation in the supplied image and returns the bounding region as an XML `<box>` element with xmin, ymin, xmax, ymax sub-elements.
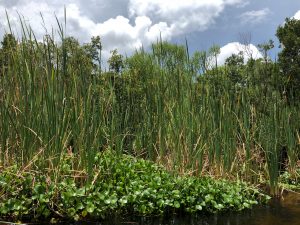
<box><xmin>0</xmin><ymin>17</ymin><xmax>300</xmax><ymax>222</ymax></box>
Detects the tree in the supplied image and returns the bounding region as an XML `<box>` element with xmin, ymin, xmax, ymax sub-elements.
<box><xmin>276</xmin><ymin>18</ymin><xmax>300</xmax><ymax>100</ymax></box>
<box><xmin>191</xmin><ymin>51</ymin><xmax>208</xmax><ymax>74</ymax></box>
<box><xmin>0</xmin><ymin>33</ymin><xmax>17</xmax><ymax>76</ymax></box>
<box><xmin>108</xmin><ymin>49</ymin><xmax>124</xmax><ymax>74</ymax></box>
<box><xmin>152</xmin><ymin>41</ymin><xmax>188</xmax><ymax>70</ymax></box>
<box><xmin>238</xmin><ymin>32</ymin><xmax>254</xmax><ymax>60</ymax></box>
<box><xmin>1</xmin><ymin>33</ymin><xmax>17</xmax><ymax>50</ymax></box>
<box><xmin>257</xmin><ymin>39</ymin><xmax>274</xmax><ymax>63</ymax></box>
<box><xmin>209</xmin><ymin>44</ymin><xmax>220</xmax><ymax>69</ymax></box>
<box><xmin>83</xmin><ymin>36</ymin><xmax>102</xmax><ymax>73</ymax></box>
<box><xmin>61</xmin><ymin>36</ymin><xmax>97</xmax><ymax>77</ymax></box>
<box><xmin>225</xmin><ymin>52</ymin><xmax>245</xmax><ymax>85</ymax></box>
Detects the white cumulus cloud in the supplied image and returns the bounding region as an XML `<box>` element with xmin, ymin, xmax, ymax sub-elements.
<box><xmin>218</xmin><ymin>42</ymin><xmax>262</xmax><ymax>65</ymax></box>
<box><xmin>62</xmin><ymin>4</ymin><xmax>174</xmax><ymax>61</ymax></box>
<box><xmin>0</xmin><ymin>0</ymin><xmax>249</xmax><ymax>63</ymax></box>
<box><xmin>0</xmin><ymin>1</ymin><xmax>75</xmax><ymax>39</ymax></box>
<box><xmin>293</xmin><ymin>10</ymin><xmax>300</xmax><ymax>20</ymax></box>
<box><xmin>129</xmin><ymin>0</ymin><xmax>243</xmax><ymax>36</ymax></box>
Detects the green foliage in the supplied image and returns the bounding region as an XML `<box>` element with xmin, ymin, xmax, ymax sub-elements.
<box><xmin>0</xmin><ymin>151</ymin><xmax>270</xmax><ymax>222</ymax></box>
<box><xmin>277</xmin><ymin>18</ymin><xmax>300</xmax><ymax>100</ymax></box>
<box><xmin>0</xmin><ymin>33</ymin><xmax>17</xmax><ymax>76</ymax></box>
<box><xmin>108</xmin><ymin>49</ymin><xmax>124</xmax><ymax>74</ymax></box>
<box><xmin>0</xmin><ymin>17</ymin><xmax>300</xmax><ymax>200</ymax></box>
<box><xmin>279</xmin><ymin>169</ymin><xmax>300</xmax><ymax>190</ymax></box>
<box><xmin>225</xmin><ymin>52</ymin><xmax>245</xmax><ymax>85</ymax></box>
<box><xmin>208</xmin><ymin>44</ymin><xmax>221</xmax><ymax>68</ymax></box>
<box><xmin>257</xmin><ymin>39</ymin><xmax>274</xmax><ymax>62</ymax></box>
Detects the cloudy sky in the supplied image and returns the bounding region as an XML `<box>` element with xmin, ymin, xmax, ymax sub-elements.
<box><xmin>0</xmin><ymin>0</ymin><xmax>300</xmax><ymax>64</ymax></box>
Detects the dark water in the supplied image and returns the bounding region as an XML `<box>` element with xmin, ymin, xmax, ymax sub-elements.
<box><xmin>2</xmin><ymin>192</ymin><xmax>300</xmax><ymax>225</ymax></box>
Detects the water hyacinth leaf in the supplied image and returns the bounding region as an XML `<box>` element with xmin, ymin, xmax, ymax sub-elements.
<box><xmin>86</xmin><ymin>202</ymin><xmax>95</xmax><ymax>213</ymax></box>
<box><xmin>196</xmin><ymin>205</ymin><xmax>202</xmax><ymax>210</ymax></box>
<box><xmin>174</xmin><ymin>201</ymin><xmax>180</xmax><ymax>208</ymax></box>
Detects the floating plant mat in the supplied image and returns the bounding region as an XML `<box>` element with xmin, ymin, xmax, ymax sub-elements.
<box><xmin>1</xmin><ymin>192</ymin><xmax>300</xmax><ymax>225</ymax></box>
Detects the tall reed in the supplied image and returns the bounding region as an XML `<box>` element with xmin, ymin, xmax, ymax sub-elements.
<box><xmin>0</xmin><ymin>20</ymin><xmax>299</xmax><ymax>195</ymax></box>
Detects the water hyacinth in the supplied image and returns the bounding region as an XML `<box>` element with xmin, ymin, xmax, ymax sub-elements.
<box><xmin>0</xmin><ymin>151</ymin><xmax>270</xmax><ymax>222</ymax></box>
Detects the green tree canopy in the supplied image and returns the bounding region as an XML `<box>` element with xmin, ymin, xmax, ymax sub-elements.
<box><xmin>276</xmin><ymin>18</ymin><xmax>300</xmax><ymax>100</ymax></box>
<box><xmin>108</xmin><ymin>49</ymin><xmax>124</xmax><ymax>74</ymax></box>
<box><xmin>0</xmin><ymin>33</ymin><xmax>18</xmax><ymax>76</ymax></box>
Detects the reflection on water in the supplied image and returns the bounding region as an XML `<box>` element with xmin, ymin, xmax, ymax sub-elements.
<box><xmin>251</xmin><ymin>191</ymin><xmax>300</xmax><ymax>225</ymax></box>
<box><xmin>1</xmin><ymin>192</ymin><xmax>300</xmax><ymax>225</ymax></box>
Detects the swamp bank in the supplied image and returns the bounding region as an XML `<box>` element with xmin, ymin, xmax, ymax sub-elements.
<box><xmin>0</xmin><ymin>16</ymin><xmax>300</xmax><ymax>224</ymax></box>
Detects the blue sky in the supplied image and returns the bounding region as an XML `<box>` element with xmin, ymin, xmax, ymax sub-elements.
<box><xmin>0</xmin><ymin>0</ymin><xmax>299</xmax><ymax>64</ymax></box>
<box><xmin>181</xmin><ymin>0</ymin><xmax>300</xmax><ymax>59</ymax></box>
